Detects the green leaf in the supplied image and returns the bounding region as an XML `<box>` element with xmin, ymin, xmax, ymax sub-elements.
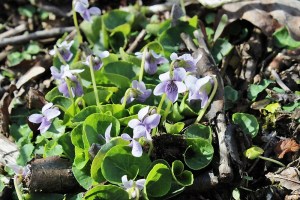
<box><xmin>72</xmin><ymin>165</ymin><xmax>93</xmax><ymax>190</ymax></box>
<box><xmin>7</xmin><ymin>52</ymin><xmax>24</xmax><ymax>66</ymax></box>
<box><xmin>171</xmin><ymin>160</ymin><xmax>193</xmax><ymax>186</ymax></box>
<box><xmin>232</xmin><ymin>113</ymin><xmax>259</xmax><ymax>138</ymax></box>
<box><xmin>232</xmin><ymin>188</ymin><xmax>241</xmax><ymax>200</ymax></box>
<box><xmin>82</xmin><ymin>89</ymin><xmax>113</xmax><ymax>106</ymax></box>
<box><xmin>213</xmin><ymin>14</ymin><xmax>228</xmax><ymax>42</ymax></box>
<box><xmin>80</xmin><ymin>16</ymin><xmax>102</xmax><ymax>45</ymax></box>
<box><xmin>74</xmin><ymin>147</ymin><xmax>89</xmax><ymax>169</ymax></box>
<box><xmin>101</xmin><ymin>145</ymin><xmax>151</xmax><ymax>184</ymax></box>
<box><xmin>91</xmin><ymin>138</ymin><xmax>129</xmax><ymax>183</ymax></box>
<box><xmin>71</xmin><ymin>124</ymin><xmax>84</xmax><ymax>148</ymax></box>
<box><xmin>184</xmin><ymin>124</ymin><xmax>212</xmax><ymax>142</ymax></box>
<box><xmin>165</xmin><ymin>122</ymin><xmax>185</xmax><ymax>134</ymax></box>
<box><xmin>159</xmin><ymin>21</ymin><xmax>196</xmax><ymax>57</ymax></box>
<box><xmin>211</xmin><ymin>38</ymin><xmax>233</xmax><ymax>64</ymax></box>
<box><xmin>145</xmin><ymin>20</ymin><xmax>171</xmax><ymax>36</ymax></box>
<box><xmin>183</xmin><ymin>138</ymin><xmax>214</xmax><ymax>170</ymax></box>
<box><xmin>273</xmin><ymin>27</ymin><xmax>300</xmax><ymax>49</ymax></box>
<box><xmin>109</xmin><ymin>31</ymin><xmax>127</xmax><ymax>52</ymax></box>
<box><xmin>24</xmin><ymin>193</ymin><xmax>64</xmax><ymax>200</ymax></box>
<box><xmin>244</xmin><ymin>146</ymin><xmax>264</xmax><ymax>160</ymax></box>
<box><xmin>17</xmin><ymin>143</ymin><xmax>34</xmax><ymax>166</ymax></box>
<box><xmin>44</xmin><ymin>140</ymin><xmax>63</xmax><ymax>157</ymax></box>
<box><xmin>99</xmin><ymin>104</ymin><xmax>128</xmax><ymax>119</ymax></box>
<box><xmin>103</xmin><ymin>61</ymin><xmax>139</xmax><ymax>80</ymax></box>
<box><xmin>72</xmin><ymin>106</ymin><xmax>100</xmax><ymax>123</ymax></box>
<box><xmin>95</xmin><ymin>72</ymin><xmax>131</xmax><ymax>89</ymax></box>
<box><xmin>83</xmin><ymin>113</ymin><xmax>120</xmax><ymax>148</ymax></box>
<box><xmin>25</xmin><ymin>42</ymin><xmax>40</xmax><ymax>54</ymax></box>
<box><xmin>224</xmin><ymin>85</ymin><xmax>239</xmax><ymax>110</ymax></box>
<box><xmin>52</xmin><ymin>96</ymin><xmax>72</xmax><ymax>110</ymax></box>
<box><xmin>247</xmin><ymin>79</ymin><xmax>273</xmax><ymax>101</ymax></box>
<box><xmin>264</xmin><ymin>102</ymin><xmax>281</xmax><ymax>113</ymax></box>
<box><xmin>167</xmin><ymin>103</ymin><xmax>184</xmax><ymax>122</ymax></box>
<box><xmin>18</xmin><ymin>5</ymin><xmax>36</xmax><ymax>18</ymax></box>
<box><xmin>45</xmin><ymin>87</ymin><xmax>61</xmax><ymax>102</ymax></box>
<box><xmin>119</xmin><ymin>47</ymin><xmax>141</xmax><ymax>67</ymax></box>
<box><xmin>145</xmin><ymin>163</ymin><xmax>172</xmax><ymax>197</ymax></box>
<box><xmin>102</xmin><ymin>10</ymin><xmax>134</xmax><ymax>31</ymax></box>
<box><xmin>84</xmin><ymin>185</ymin><xmax>129</xmax><ymax>200</ymax></box>
<box><xmin>58</xmin><ymin>132</ymin><xmax>75</xmax><ymax>160</ymax></box>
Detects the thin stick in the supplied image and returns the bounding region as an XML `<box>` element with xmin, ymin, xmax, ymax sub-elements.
<box><xmin>271</xmin><ymin>69</ymin><xmax>291</xmax><ymax>92</ymax></box>
<box><xmin>0</xmin><ymin>24</ymin><xmax>27</xmax><ymax>40</ymax></box>
<box><xmin>0</xmin><ymin>27</ymin><xmax>75</xmax><ymax>48</ymax></box>
<box><xmin>126</xmin><ymin>29</ymin><xmax>146</xmax><ymax>53</ymax></box>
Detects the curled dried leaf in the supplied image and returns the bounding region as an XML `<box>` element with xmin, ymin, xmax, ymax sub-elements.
<box><xmin>274</xmin><ymin>138</ymin><xmax>300</xmax><ymax>159</ymax></box>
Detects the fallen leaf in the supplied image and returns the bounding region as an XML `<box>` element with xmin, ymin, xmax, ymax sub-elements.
<box><xmin>266</xmin><ymin>167</ymin><xmax>300</xmax><ymax>192</ymax></box>
<box><xmin>274</xmin><ymin>138</ymin><xmax>300</xmax><ymax>159</ymax></box>
<box><xmin>221</xmin><ymin>0</ymin><xmax>300</xmax><ymax>41</ymax></box>
<box><xmin>16</xmin><ymin>66</ymin><xmax>45</xmax><ymax>89</ymax></box>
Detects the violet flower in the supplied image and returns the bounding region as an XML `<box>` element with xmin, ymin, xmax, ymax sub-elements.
<box><xmin>74</xmin><ymin>0</ymin><xmax>101</xmax><ymax>22</ymax></box>
<box><xmin>28</xmin><ymin>103</ymin><xmax>60</xmax><ymax>134</ymax></box>
<box><xmin>121</xmin><ymin>106</ymin><xmax>160</xmax><ymax>157</ymax></box>
<box><xmin>153</xmin><ymin>67</ymin><xmax>187</xmax><ymax>103</ymax></box>
<box><xmin>128</xmin><ymin>106</ymin><xmax>160</xmax><ymax>141</ymax></box>
<box><xmin>121</xmin><ymin>80</ymin><xmax>152</xmax><ymax>104</ymax></box>
<box><xmin>49</xmin><ymin>40</ymin><xmax>74</xmax><ymax>62</ymax></box>
<box><xmin>170</xmin><ymin>52</ymin><xmax>202</xmax><ymax>72</ymax></box>
<box><xmin>121</xmin><ymin>133</ymin><xmax>144</xmax><ymax>157</ymax></box>
<box><xmin>83</xmin><ymin>51</ymin><xmax>109</xmax><ymax>71</ymax></box>
<box><xmin>50</xmin><ymin>65</ymin><xmax>84</xmax><ymax>97</ymax></box>
<box><xmin>136</xmin><ymin>50</ymin><xmax>168</xmax><ymax>75</ymax></box>
<box><xmin>99</xmin><ymin>123</ymin><xmax>112</xmax><ymax>144</ymax></box>
<box><xmin>7</xmin><ymin>164</ymin><xmax>30</xmax><ymax>178</ymax></box>
<box><xmin>185</xmin><ymin>75</ymin><xmax>213</xmax><ymax>108</ymax></box>
<box><xmin>121</xmin><ymin>175</ymin><xmax>145</xmax><ymax>199</ymax></box>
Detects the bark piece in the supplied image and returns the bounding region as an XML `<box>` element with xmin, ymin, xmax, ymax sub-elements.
<box><xmin>26</xmin><ymin>156</ymin><xmax>81</xmax><ymax>193</ymax></box>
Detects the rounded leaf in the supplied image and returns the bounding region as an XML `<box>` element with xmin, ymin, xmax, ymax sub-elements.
<box><xmin>232</xmin><ymin>113</ymin><xmax>259</xmax><ymax>138</ymax></box>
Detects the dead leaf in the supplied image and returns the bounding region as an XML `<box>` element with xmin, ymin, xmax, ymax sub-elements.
<box><xmin>266</xmin><ymin>167</ymin><xmax>300</xmax><ymax>192</ymax></box>
<box><xmin>16</xmin><ymin>66</ymin><xmax>45</xmax><ymax>89</ymax></box>
<box><xmin>221</xmin><ymin>0</ymin><xmax>300</xmax><ymax>41</ymax></box>
<box><xmin>274</xmin><ymin>138</ymin><xmax>300</xmax><ymax>159</ymax></box>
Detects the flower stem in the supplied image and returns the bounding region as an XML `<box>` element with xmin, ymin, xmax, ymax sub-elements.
<box><xmin>157</xmin><ymin>93</ymin><xmax>166</xmax><ymax>114</ymax></box>
<box><xmin>162</xmin><ymin>100</ymin><xmax>172</xmax><ymax>122</ymax></box>
<box><xmin>258</xmin><ymin>156</ymin><xmax>285</xmax><ymax>167</ymax></box>
<box><xmin>147</xmin><ymin>141</ymin><xmax>154</xmax><ymax>156</ymax></box>
<box><xmin>72</xmin><ymin>0</ymin><xmax>83</xmax><ymax>43</ymax></box>
<box><xmin>195</xmin><ymin>75</ymin><xmax>218</xmax><ymax>124</ymax></box>
<box><xmin>139</xmin><ymin>47</ymin><xmax>147</xmax><ymax>82</ymax></box>
<box><xmin>14</xmin><ymin>175</ymin><xmax>23</xmax><ymax>200</ymax></box>
<box><xmin>89</xmin><ymin>56</ymin><xmax>100</xmax><ymax>107</ymax></box>
<box><xmin>54</xmin><ymin>46</ymin><xmax>68</xmax><ymax>65</ymax></box>
<box><xmin>122</xmin><ymin>88</ymin><xmax>132</xmax><ymax>108</ymax></box>
<box><xmin>180</xmin><ymin>0</ymin><xmax>186</xmax><ymax>16</ymax></box>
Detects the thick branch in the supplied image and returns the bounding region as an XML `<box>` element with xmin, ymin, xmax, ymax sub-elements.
<box><xmin>0</xmin><ymin>27</ymin><xmax>75</xmax><ymax>48</ymax></box>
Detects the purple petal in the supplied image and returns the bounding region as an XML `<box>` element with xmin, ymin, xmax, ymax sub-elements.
<box><xmin>144</xmin><ymin>114</ymin><xmax>161</xmax><ymax>129</ymax></box>
<box><xmin>38</xmin><ymin>118</ymin><xmax>51</xmax><ymax>133</ymax></box>
<box><xmin>50</xmin><ymin>66</ymin><xmax>62</xmax><ymax>80</ymax></box>
<box><xmin>75</xmin><ymin>2</ymin><xmax>87</xmax><ymax>14</ymax></box>
<box><xmin>42</xmin><ymin>103</ymin><xmax>53</xmax><ymax>113</ymax></box>
<box><xmin>49</xmin><ymin>49</ymin><xmax>55</xmax><ymax>56</ymax></box>
<box><xmin>28</xmin><ymin>114</ymin><xmax>43</xmax><ymax>124</ymax></box>
<box><xmin>88</xmin><ymin>7</ymin><xmax>101</xmax><ymax>16</ymax></box>
<box><xmin>138</xmin><ymin>106</ymin><xmax>149</xmax><ymax>121</ymax></box>
<box><xmin>61</xmin><ymin>50</ymin><xmax>73</xmax><ymax>62</ymax></box>
<box><xmin>131</xmin><ymin>140</ymin><xmax>143</xmax><ymax>157</ymax></box>
<box><xmin>157</xmin><ymin>57</ymin><xmax>168</xmax><ymax>65</ymax></box>
<box><xmin>105</xmin><ymin>123</ymin><xmax>112</xmax><ymax>143</ymax></box>
<box><xmin>135</xmin><ymin>52</ymin><xmax>143</xmax><ymax>59</ymax></box>
<box><xmin>174</xmin><ymin>81</ymin><xmax>187</xmax><ymax>93</ymax></box>
<box><xmin>185</xmin><ymin>75</ymin><xmax>197</xmax><ymax>91</ymax></box>
<box><xmin>73</xmin><ymin>81</ymin><xmax>83</xmax><ymax>97</ymax></box>
<box><xmin>82</xmin><ymin>10</ymin><xmax>91</xmax><ymax>21</ymax></box>
<box><xmin>170</xmin><ymin>53</ymin><xmax>178</xmax><ymax>61</ymax></box>
<box><xmin>43</xmin><ymin>108</ymin><xmax>60</xmax><ymax>120</ymax></box>
<box><xmin>121</xmin><ymin>133</ymin><xmax>132</xmax><ymax>141</ymax></box>
<box><xmin>144</xmin><ymin>59</ymin><xmax>157</xmax><ymax>75</ymax></box>
<box><xmin>128</xmin><ymin>119</ymin><xmax>141</xmax><ymax>129</ymax></box>
<box><xmin>136</xmin><ymin>179</ymin><xmax>146</xmax><ymax>190</ymax></box>
<box><xmin>121</xmin><ymin>175</ymin><xmax>132</xmax><ymax>189</ymax></box>
<box><xmin>159</xmin><ymin>71</ymin><xmax>171</xmax><ymax>82</ymax></box>
<box><xmin>98</xmin><ymin>51</ymin><xmax>109</xmax><ymax>59</ymax></box>
<box><xmin>166</xmin><ymin>82</ymin><xmax>179</xmax><ymax>103</ymax></box>
<box><xmin>133</xmin><ymin>125</ymin><xmax>147</xmax><ymax>139</ymax></box>
<box><xmin>153</xmin><ymin>82</ymin><xmax>168</xmax><ymax>96</ymax></box>
<box><xmin>137</xmin><ymin>89</ymin><xmax>151</xmax><ymax>102</ymax></box>
<box><xmin>173</xmin><ymin>67</ymin><xmax>186</xmax><ymax>81</ymax></box>
<box><xmin>58</xmin><ymin>81</ymin><xmax>70</xmax><ymax>97</ymax></box>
